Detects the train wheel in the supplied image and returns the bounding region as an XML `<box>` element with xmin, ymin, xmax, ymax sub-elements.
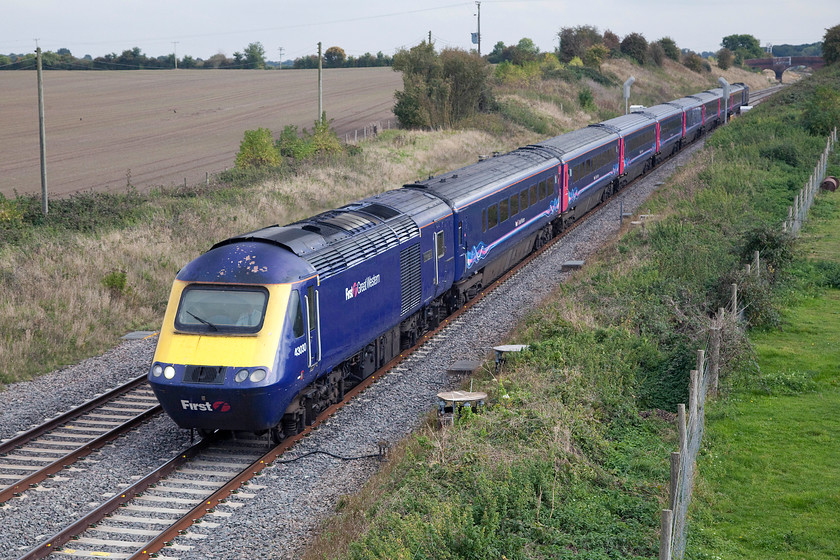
<box><xmin>270</xmin><ymin>426</ymin><xmax>284</xmax><ymax>445</ymax></box>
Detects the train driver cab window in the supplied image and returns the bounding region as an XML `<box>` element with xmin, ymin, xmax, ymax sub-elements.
<box><xmin>435</xmin><ymin>230</ymin><xmax>445</xmax><ymax>258</ymax></box>
<box><xmin>288</xmin><ymin>289</ymin><xmax>305</xmax><ymax>338</ymax></box>
<box><xmin>175</xmin><ymin>285</ymin><xmax>268</xmax><ymax>334</ymax></box>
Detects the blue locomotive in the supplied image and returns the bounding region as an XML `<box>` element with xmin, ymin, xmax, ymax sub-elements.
<box><xmin>148</xmin><ymin>83</ymin><xmax>748</xmax><ymax>440</ymax></box>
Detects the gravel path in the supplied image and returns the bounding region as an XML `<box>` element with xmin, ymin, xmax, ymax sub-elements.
<box><xmin>0</xmin><ymin>140</ymin><xmax>703</xmax><ymax>559</ymax></box>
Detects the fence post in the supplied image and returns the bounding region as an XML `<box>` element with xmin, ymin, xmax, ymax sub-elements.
<box><xmin>730</xmin><ymin>284</ymin><xmax>738</xmax><ymax>316</ymax></box>
<box><xmin>754</xmin><ymin>251</ymin><xmax>760</xmax><ymax>277</ymax></box>
<box><xmin>677</xmin><ymin>403</ymin><xmax>687</xmax><ymax>456</ymax></box>
<box><xmin>660</xmin><ymin>509</ymin><xmax>673</xmax><ymax>560</ymax></box>
<box><xmin>669</xmin><ymin>452</ymin><xmax>681</xmax><ymax>511</ymax></box>
<box><xmin>689</xmin><ymin>369</ymin><xmax>699</xmax><ymax>432</ymax></box>
<box><xmin>710</xmin><ymin>327</ymin><xmax>721</xmax><ymax>397</ymax></box>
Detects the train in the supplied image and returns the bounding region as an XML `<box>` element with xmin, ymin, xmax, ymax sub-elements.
<box><xmin>148</xmin><ymin>83</ymin><xmax>749</xmax><ymax>442</ymax></box>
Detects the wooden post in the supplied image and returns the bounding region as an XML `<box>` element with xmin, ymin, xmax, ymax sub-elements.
<box><xmin>689</xmin><ymin>369</ymin><xmax>699</xmax><ymax>430</ymax></box>
<box><xmin>696</xmin><ymin>349</ymin><xmax>705</xmax><ymax>376</ymax></box>
<box><xmin>670</xmin><ymin>452</ymin><xmax>681</xmax><ymax>512</ymax></box>
<box><xmin>754</xmin><ymin>251</ymin><xmax>760</xmax><ymax>277</ymax></box>
<box><xmin>710</xmin><ymin>327</ymin><xmax>721</xmax><ymax>397</ymax></box>
<box><xmin>677</xmin><ymin>404</ymin><xmax>687</xmax><ymax>455</ymax></box>
<box><xmin>730</xmin><ymin>284</ymin><xmax>738</xmax><ymax>316</ymax></box>
<box><xmin>660</xmin><ymin>509</ymin><xmax>673</xmax><ymax>560</ymax></box>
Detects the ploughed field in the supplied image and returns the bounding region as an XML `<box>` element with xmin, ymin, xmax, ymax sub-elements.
<box><xmin>0</xmin><ymin>68</ymin><xmax>402</xmax><ymax>198</ymax></box>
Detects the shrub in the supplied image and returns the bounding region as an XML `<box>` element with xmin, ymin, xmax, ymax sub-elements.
<box><xmin>802</xmin><ymin>85</ymin><xmax>840</xmax><ymax>136</ymax></box>
<box><xmin>717</xmin><ymin>47</ymin><xmax>734</xmax><ymax>70</ymax></box>
<box><xmin>102</xmin><ymin>270</ymin><xmax>128</xmax><ymax>296</ymax></box>
<box><xmin>620</xmin><ymin>32</ymin><xmax>648</xmax><ymax>65</ymax></box>
<box><xmin>658</xmin><ymin>37</ymin><xmax>680</xmax><ymax>61</ymax></box>
<box><xmin>649</xmin><ymin>42</ymin><xmax>665</xmax><ymax>67</ymax></box>
<box><xmin>682</xmin><ymin>52</ymin><xmax>704</xmax><ymax>73</ymax></box>
<box><xmin>235</xmin><ymin>128</ymin><xmax>281</xmax><ymax>169</ymax></box>
<box><xmin>759</xmin><ymin>143</ymin><xmax>801</xmax><ymax>167</ymax></box>
<box><xmin>578</xmin><ymin>87</ymin><xmax>595</xmax><ymax>110</ymax></box>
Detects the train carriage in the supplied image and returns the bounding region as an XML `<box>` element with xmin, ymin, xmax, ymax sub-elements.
<box><xmin>635</xmin><ymin>104</ymin><xmax>685</xmax><ymax>160</ymax></box>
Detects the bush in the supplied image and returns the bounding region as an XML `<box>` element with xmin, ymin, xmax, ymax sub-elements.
<box><xmin>620</xmin><ymin>32</ymin><xmax>648</xmax><ymax>65</ymax></box>
<box><xmin>759</xmin><ymin>143</ymin><xmax>801</xmax><ymax>167</ymax></box>
<box><xmin>717</xmin><ymin>47</ymin><xmax>734</xmax><ymax>70</ymax></box>
<box><xmin>578</xmin><ymin>87</ymin><xmax>595</xmax><ymax>110</ymax></box>
<box><xmin>235</xmin><ymin>128</ymin><xmax>281</xmax><ymax>169</ymax></box>
<box><xmin>682</xmin><ymin>52</ymin><xmax>704</xmax><ymax>73</ymax></box>
<box><xmin>802</xmin><ymin>85</ymin><xmax>840</xmax><ymax>136</ymax></box>
<box><xmin>649</xmin><ymin>42</ymin><xmax>665</xmax><ymax>66</ymax></box>
<box><xmin>658</xmin><ymin>37</ymin><xmax>680</xmax><ymax>61</ymax></box>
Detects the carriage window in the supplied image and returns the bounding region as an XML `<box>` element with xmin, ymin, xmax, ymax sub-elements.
<box><xmin>488</xmin><ymin>204</ymin><xmax>498</xmax><ymax>229</ymax></box>
<box><xmin>547</xmin><ymin>176</ymin><xmax>555</xmax><ymax>195</ymax></box>
<box><xmin>288</xmin><ymin>290</ymin><xmax>305</xmax><ymax>338</ymax></box>
<box><xmin>436</xmin><ymin>230</ymin><xmax>445</xmax><ymax>257</ymax></box>
<box><xmin>539</xmin><ymin>180</ymin><xmax>547</xmax><ymax>200</ymax></box>
<box><xmin>510</xmin><ymin>194</ymin><xmax>519</xmax><ymax>216</ymax></box>
<box><xmin>520</xmin><ymin>189</ymin><xmax>529</xmax><ymax>210</ymax></box>
<box><xmin>482</xmin><ymin>208</ymin><xmax>486</xmax><ymax>232</ymax></box>
<box><xmin>500</xmin><ymin>198</ymin><xmax>509</xmax><ymax>222</ymax></box>
<box><xmin>530</xmin><ymin>183</ymin><xmax>538</xmax><ymax>204</ymax></box>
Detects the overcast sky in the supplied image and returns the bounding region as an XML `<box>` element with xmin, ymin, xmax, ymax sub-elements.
<box><xmin>2</xmin><ymin>0</ymin><xmax>837</xmax><ymax>62</ymax></box>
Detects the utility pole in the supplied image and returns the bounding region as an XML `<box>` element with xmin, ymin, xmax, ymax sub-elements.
<box><xmin>317</xmin><ymin>42</ymin><xmax>323</xmax><ymax>122</ymax></box>
<box><xmin>36</xmin><ymin>46</ymin><xmax>48</xmax><ymax>215</ymax></box>
<box><xmin>172</xmin><ymin>41</ymin><xmax>179</xmax><ymax>69</ymax></box>
<box><xmin>475</xmin><ymin>1</ymin><xmax>481</xmax><ymax>56</ymax></box>
<box><xmin>278</xmin><ymin>47</ymin><xmax>284</xmax><ymax>68</ymax></box>
<box><xmin>429</xmin><ymin>30</ymin><xmax>432</xmax><ymax>45</ymax></box>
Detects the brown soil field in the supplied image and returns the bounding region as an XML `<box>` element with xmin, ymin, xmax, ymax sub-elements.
<box><xmin>0</xmin><ymin>68</ymin><xmax>402</xmax><ymax>198</ymax></box>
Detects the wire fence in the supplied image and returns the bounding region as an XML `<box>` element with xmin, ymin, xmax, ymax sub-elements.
<box><xmin>785</xmin><ymin>127</ymin><xmax>837</xmax><ymax>234</ymax></box>
<box><xmin>659</xmin><ymin>126</ymin><xmax>838</xmax><ymax>560</ymax></box>
<box><xmin>343</xmin><ymin>119</ymin><xmax>396</xmax><ymax>144</ymax></box>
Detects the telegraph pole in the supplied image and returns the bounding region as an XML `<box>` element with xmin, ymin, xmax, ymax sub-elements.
<box><xmin>317</xmin><ymin>42</ymin><xmax>323</xmax><ymax>122</ymax></box>
<box><xmin>36</xmin><ymin>46</ymin><xmax>48</xmax><ymax>215</ymax></box>
<box><xmin>172</xmin><ymin>41</ymin><xmax>179</xmax><ymax>69</ymax></box>
<box><xmin>475</xmin><ymin>1</ymin><xmax>481</xmax><ymax>56</ymax></box>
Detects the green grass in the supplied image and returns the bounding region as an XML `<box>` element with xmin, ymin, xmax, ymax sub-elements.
<box><xmin>688</xmin><ymin>186</ymin><xmax>840</xmax><ymax>559</ymax></box>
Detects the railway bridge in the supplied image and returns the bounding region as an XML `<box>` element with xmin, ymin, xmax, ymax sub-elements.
<box><xmin>744</xmin><ymin>56</ymin><xmax>825</xmax><ymax>81</ymax></box>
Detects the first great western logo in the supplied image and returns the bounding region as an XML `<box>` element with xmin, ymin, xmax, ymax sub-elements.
<box><xmin>345</xmin><ymin>274</ymin><xmax>381</xmax><ymax>301</ymax></box>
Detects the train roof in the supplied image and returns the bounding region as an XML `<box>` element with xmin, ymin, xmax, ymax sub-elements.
<box><xmin>667</xmin><ymin>97</ymin><xmax>704</xmax><ymax>110</ymax></box>
<box><xmin>534</xmin><ymin>126</ymin><xmax>617</xmax><ymax>161</ymax></box>
<box><xmin>689</xmin><ymin>91</ymin><xmax>720</xmax><ymax>103</ymax></box>
<box><xmin>594</xmin><ymin>112</ymin><xmax>657</xmax><ymax>135</ymax></box>
<box><xmin>634</xmin><ymin>103</ymin><xmax>682</xmax><ymax>120</ymax></box>
<box><xmin>405</xmin><ymin>148</ymin><xmax>555</xmax><ymax>210</ymax></box>
<box><xmin>210</xmin><ymin>194</ymin><xmax>431</xmax><ymax>280</ymax></box>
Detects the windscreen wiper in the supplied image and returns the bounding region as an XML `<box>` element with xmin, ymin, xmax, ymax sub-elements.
<box><xmin>186</xmin><ymin>311</ymin><xmax>219</xmax><ymax>331</ymax></box>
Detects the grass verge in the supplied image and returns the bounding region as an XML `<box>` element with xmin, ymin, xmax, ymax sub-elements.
<box><xmin>688</xmin><ymin>184</ymin><xmax>840</xmax><ymax>560</ymax></box>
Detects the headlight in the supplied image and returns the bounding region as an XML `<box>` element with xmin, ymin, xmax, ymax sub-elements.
<box><xmin>234</xmin><ymin>369</ymin><xmax>249</xmax><ymax>383</ymax></box>
<box><xmin>152</xmin><ymin>364</ymin><xmax>163</xmax><ymax>377</ymax></box>
<box><xmin>164</xmin><ymin>365</ymin><xmax>176</xmax><ymax>379</ymax></box>
<box><xmin>249</xmin><ymin>369</ymin><xmax>267</xmax><ymax>383</ymax></box>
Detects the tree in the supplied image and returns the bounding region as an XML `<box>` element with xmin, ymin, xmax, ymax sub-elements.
<box><xmin>243</xmin><ymin>42</ymin><xmax>266</xmax><ymax>69</ymax></box>
<box><xmin>558</xmin><ymin>25</ymin><xmax>602</xmax><ymax>63</ymax></box>
<box><xmin>393</xmin><ymin>42</ymin><xmax>491</xmax><ymax>129</ymax></box>
<box><xmin>487</xmin><ymin>41</ymin><xmax>507</xmax><ymax>63</ymax></box>
<box><xmin>324</xmin><ymin>46</ymin><xmax>346</xmax><ymax>68</ymax></box>
<box><xmin>603</xmin><ymin>30</ymin><xmax>620</xmax><ymax>54</ymax></box>
<box><xmin>621</xmin><ymin>32</ymin><xmax>648</xmax><ymax>65</ymax></box>
<box><xmin>583</xmin><ymin>44</ymin><xmax>609</xmax><ymax>72</ymax></box>
<box><xmin>721</xmin><ymin>34</ymin><xmax>763</xmax><ymax>64</ymax></box>
<box><xmin>658</xmin><ymin>37</ymin><xmax>680</xmax><ymax>61</ymax></box>
<box><xmin>824</xmin><ymin>24</ymin><xmax>840</xmax><ymax>65</ymax></box>
<box><xmin>717</xmin><ymin>47</ymin><xmax>734</xmax><ymax>70</ymax></box>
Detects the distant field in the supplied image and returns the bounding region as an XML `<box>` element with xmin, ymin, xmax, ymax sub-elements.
<box><xmin>0</xmin><ymin>68</ymin><xmax>402</xmax><ymax>198</ymax></box>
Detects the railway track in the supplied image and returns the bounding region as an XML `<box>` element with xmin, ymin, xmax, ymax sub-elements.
<box><xmin>13</xmin><ymin>84</ymin><xmax>785</xmax><ymax>560</ymax></box>
<box><xmin>0</xmin><ymin>376</ymin><xmax>161</xmax><ymax>504</ymax></box>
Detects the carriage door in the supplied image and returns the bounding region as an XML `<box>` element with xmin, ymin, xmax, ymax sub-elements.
<box><xmin>304</xmin><ymin>284</ymin><xmax>321</xmax><ymax>367</ymax></box>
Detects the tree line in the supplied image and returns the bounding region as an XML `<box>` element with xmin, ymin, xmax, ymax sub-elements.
<box><xmin>0</xmin><ymin>42</ymin><xmax>392</xmax><ymax>70</ymax></box>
